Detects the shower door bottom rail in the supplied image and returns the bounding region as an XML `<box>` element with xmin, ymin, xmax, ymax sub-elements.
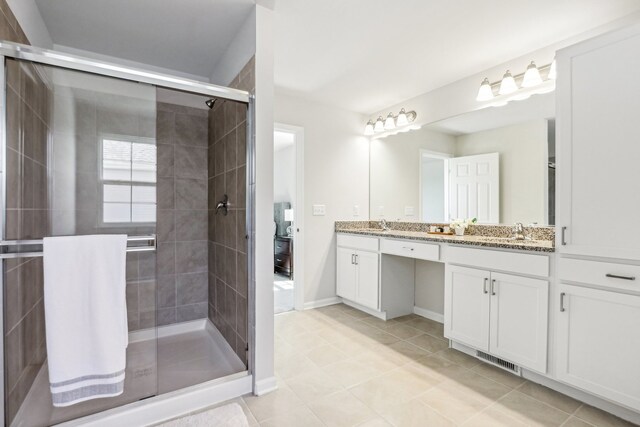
<box><xmin>0</xmin><ymin>235</ymin><xmax>156</xmax><ymax>259</ymax></box>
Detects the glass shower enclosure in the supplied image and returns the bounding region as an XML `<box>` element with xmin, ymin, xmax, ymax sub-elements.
<box><xmin>0</xmin><ymin>43</ymin><xmax>253</xmax><ymax>426</ymax></box>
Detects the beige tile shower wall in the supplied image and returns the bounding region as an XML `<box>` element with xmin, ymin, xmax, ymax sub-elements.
<box><xmin>208</xmin><ymin>57</ymin><xmax>254</xmax><ymax>366</ymax></box>
<box><xmin>156</xmin><ymin>102</ymin><xmax>209</xmax><ymax>327</ymax></box>
<box><xmin>1</xmin><ymin>4</ymin><xmax>49</xmax><ymax>423</ymax></box>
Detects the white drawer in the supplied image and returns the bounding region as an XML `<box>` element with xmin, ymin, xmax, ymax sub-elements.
<box><xmin>380</xmin><ymin>238</ymin><xmax>439</xmax><ymax>261</ymax></box>
<box><xmin>559</xmin><ymin>258</ymin><xmax>640</xmax><ymax>293</ymax></box>
<box><xmin>337</xmin><ymin>234</ymin><xmax>379</xmax><ymax>252</ymax></box>
<box><xmin>447</xmin><ymin>246</ymin><xmax>549</xmax><ymax>277</ymax></box>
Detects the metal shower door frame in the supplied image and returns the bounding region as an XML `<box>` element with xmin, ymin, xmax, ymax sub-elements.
<box><xmin>0</xmin><ymin>41</ymin><xmax>255</xmax><ymax>425</ymax></box>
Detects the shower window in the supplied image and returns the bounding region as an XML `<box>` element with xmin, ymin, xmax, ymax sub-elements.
<box><xmin>101</xmin><ymin>136</ymin><xmax>157</xmax><ymax>224</ymax></box>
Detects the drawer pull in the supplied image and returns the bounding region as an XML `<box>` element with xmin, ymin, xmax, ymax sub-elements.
<box><xmin>276</xmin><ymin>258</ymin><xmax>282</xmax><ymax>262</ymax></box>
<box><xmin>605</xmin><ymin>273</ymin><xmax>636</xmax><ymax>281</ymax></box>
<box><xmin>560</xmin><ymin>292</ymin><xmax>566</xmax><ymax>312</ymax></box>
<box><xmin>483</xmin><ymin>278</ymin><xmax>488</xmax><ymax>294</ymax></box>
<box><xmin>402</xmin><ymin>247</ymin><xmax>415</xmax><ymax>251</ymax></box>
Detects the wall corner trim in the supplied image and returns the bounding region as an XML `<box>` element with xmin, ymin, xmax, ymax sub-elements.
<box><xmin>413</xmin><ymin>306</ymin><xmax>444</xmax><ymax>324</ymax></box>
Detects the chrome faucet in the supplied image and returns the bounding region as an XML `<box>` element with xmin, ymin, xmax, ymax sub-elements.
<box><xmin>379</xmin><ymin>218</ymin><xmax>390</xmax><ymax>231</ymax></box>
<box><xmin>512</xmin><ymin>222</ymin><xmax>526</xmax><ymax>240</ymax></box>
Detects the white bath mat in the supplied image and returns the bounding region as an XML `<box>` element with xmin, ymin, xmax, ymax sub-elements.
<box><xmin>157</xmin><ymin>403</ymin><xmax>249</xmax><ymax>427</ymax></box>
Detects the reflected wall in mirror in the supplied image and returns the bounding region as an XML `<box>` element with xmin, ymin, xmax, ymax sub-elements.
<box><xmin>370</xmin><ymin>92</ymin><xmax>555</xmax><ymax>225</ymax></box>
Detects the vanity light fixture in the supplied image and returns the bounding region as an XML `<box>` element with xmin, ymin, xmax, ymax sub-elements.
<box><xmin>498</xmin><ymin>70</ymin><xmax>518</xmax><ymax>95</ymax></box>
<box><xmin>363</xmin><ymin>108</ymin><xmax>418</xmax><ymax>136</ymax></box>
<box><xmin>476</xmin><ymin>78</ymin><xmax>494</xmax><ymax>101</ymax></box>
<box><xmin>522</xmin><ymin>61</ymin><xmax>543</xmax><ymax>87</ymax></box>
<box><xmin>384</xmin><ymin>113</ymin><xmax>396</xmax><ymax>130</ymax></box>
<box><xmin>373</xmin><ymin>116</ymin><xmax>385</xmax><ymax>133</ymax></box>
<box><xmin>476</xmin><ymin>59</ymin><xmax>556</xmax><ymax>105</ymax></box>
<box><xmin>364</xmin><ymin>120</ymin><xmax>375</xmax><ymax>136</ymax></box>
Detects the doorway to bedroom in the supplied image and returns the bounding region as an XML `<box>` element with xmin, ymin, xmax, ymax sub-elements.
<box><xmin>273</xmin><ymin>125</ymin><xmax>304</xmax><ymax>314</ymax></box>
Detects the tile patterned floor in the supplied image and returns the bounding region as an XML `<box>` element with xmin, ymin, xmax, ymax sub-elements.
<box><xmin>228</xmin><ymin>304</ymin><xmax>635</xmax><ymax>427</ymax></box>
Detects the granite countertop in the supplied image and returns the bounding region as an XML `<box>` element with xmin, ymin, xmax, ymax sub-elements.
<box><xmin>336</xmin><ymin>228</ymin><xmax>555</xmax><ymax>253</ymax></box>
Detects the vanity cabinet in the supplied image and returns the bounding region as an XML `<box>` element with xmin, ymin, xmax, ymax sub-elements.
<box><xmin>445</xmin><ymin>265</ymin><xmax>549</xmax><ymax>373</ymax></box>
<box><xmin>555</xmin><ymin>284</ymin><xmax>640</xmax><ymax>411</ymax></box>
<box><xmin>336</xmin><ymin>236</ymin><xmax>380</xmax><ymax>310</ymax></box>
<box><xmin>557</xmin><ymin>23</ymin><xmax>640</xmax><ymax>260</ymax></box>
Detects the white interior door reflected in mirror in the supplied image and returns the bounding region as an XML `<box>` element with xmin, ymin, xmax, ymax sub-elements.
<box><xmin>449</xmin><ymin>153</ymin><xmax>500</xmax><ymax>224</ymax></box>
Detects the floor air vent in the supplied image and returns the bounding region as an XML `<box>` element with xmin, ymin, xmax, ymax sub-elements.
<box><xmin>476</xmin><ymin>350</ymin><xmax>521</xmax><ymax>375</ymax></box>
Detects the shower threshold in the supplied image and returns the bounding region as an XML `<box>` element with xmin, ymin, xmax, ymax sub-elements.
<box><xmin>12</xmin><ymin>319</ymin><xmax>245</xmax><ymax>427</ymax></box>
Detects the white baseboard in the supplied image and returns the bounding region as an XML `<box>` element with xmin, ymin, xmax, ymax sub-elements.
<box><xmin>413</xmin><ymin>306</ymin><xmax>444</xmax><ymax>323</ymax></box>
<box><xmin>303</xmin><ymin>296</ymin><xmax>342</xmax><ymax>310</ymax></box>
<box><xmin>342</xmin><ymin>299</ymin><xmax>387</xmax><ymax>320</ymax></box>
<box><xmin>253</xmin><ymin>376</ymin><xmax>278</xmax><ymax>396</ymax></box>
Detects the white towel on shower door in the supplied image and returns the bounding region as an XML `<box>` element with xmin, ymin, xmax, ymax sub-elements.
<box><xmin>43</xmin><ymin>234</ymin><xmax>129</xmax><ymax>407</ymax></box>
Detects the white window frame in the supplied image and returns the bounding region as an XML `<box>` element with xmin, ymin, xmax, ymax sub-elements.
<box><xmin>99</xmin><ymin>133</ymin><xmax>157</xmax><ymax>227</ymax></box>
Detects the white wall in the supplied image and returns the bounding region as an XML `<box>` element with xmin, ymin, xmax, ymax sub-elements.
<box><xmin>273</xmin><ymin>146</ymin><xmax>295</xmax><ymax>204</ymax></box>
<box><xmin>253</xmin><ymin>4</ymin><xmax>275</xmax><ymax>394</ymax></box>
<box><xmin>370</xmin><ymin>128</ymin><xmax>455</xmax><ymax>221</ymax></box>
<box><xmin>210</xmin><ymin>8</ymin><xmax>257</xmax><ymax>86</ymax></box>
<box><xmin>421</xmin><ymin>157</ymin><xmax>446</xmax><ymax>222</ymax></box>
<box><xmin>274</xmin><ymin>92</ymin><xmax>369</xmax><ymax>305</ymax></box>
<box><xmin>415</xmin><ymin>261</ymin><xmax>445</xmax><ymax>317</ymax></box>
<box><xmin>455</xmin><ymin>119</ymin><xmax>548</xmax><ymax>224</ymax></box>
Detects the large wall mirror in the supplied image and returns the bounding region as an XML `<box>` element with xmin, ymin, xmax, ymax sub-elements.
<box><xmin>369</xmin><ymin>92</ymin><xmax>555</xmax><ymax>225</ymax></box>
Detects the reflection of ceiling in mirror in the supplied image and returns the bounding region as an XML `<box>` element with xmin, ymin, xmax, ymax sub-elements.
<box><xmin>428</xmin><ymin>92</ymin><xmax>555</xmax><ymax>136</ymax></box>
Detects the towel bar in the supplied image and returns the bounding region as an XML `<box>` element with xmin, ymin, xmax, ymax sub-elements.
<box><xmin>0</xmin><ymin>235</ymin><xmax>156</xmax><ymax>259</ymax></box>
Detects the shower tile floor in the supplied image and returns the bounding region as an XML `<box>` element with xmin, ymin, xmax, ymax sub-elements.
<box><xmin>13</xmin><ymin>320</ymin><xmax>245</xmax><ymax>427</ymax></box>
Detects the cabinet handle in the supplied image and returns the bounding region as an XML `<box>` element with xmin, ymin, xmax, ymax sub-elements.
<box><xmin>351</xmin><ymin>254</ymin><xmax>355</xmax><ymax>264</ymax></box>
<box><xmin>402</xmin><ymin>247</ymin><xmax>415</xmax><ymax>251</ymax></box>
<box><xmin>355</xmin><ymin>254</ymin><xmax>359</xmax><ymax>265</ymax></box>
<box><xmin>560</xmin><ymin>292</ymin><xmax>566</xmax><ymax>312</ymax></box>
<box><xmin>483</xmin><ymin>278</ymin><xmax>488</xmax><ymax>294</ymax></box>
<box><xmin>606</xmin><ymin>273</ymin><xmax>636</xmax><ymax>281</ymax></box>
<box><xmin>561</xmin><ymin>226</ymin><xmax>567</xmax><ymax>246</ymax></box>
<box><xmin>276</xmin><ymin>258</ymin><xmax>282</xmax><ymax>262</ymax></box>
<box><xmin>490</xmin><ymin>279</ymin><xmax>496</xmax><ymax>295</ymax></box>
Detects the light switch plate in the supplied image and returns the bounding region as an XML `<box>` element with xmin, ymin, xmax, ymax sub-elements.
<box><xmin>404</xmin><ymin>206</ymin><xmax>415</xmax><ymax>216</ymax></box>
<box><xmin>353</xmin><ymin>205</ymin><xmax>360</xmax><ymax>216</ymax></box>
<box><xmin>312</xmin><ymin>204</ymin><xmax>326</xmax><ymax>216</ymax></box>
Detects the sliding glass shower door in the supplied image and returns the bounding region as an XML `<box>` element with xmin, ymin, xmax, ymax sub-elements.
<box><xmin>2</xmin><ymin>58</ymin><xmax>159</xmax><ymax>426</ymax></box>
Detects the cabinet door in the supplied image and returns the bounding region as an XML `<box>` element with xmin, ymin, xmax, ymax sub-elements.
<box><xmin>336</xmin><ymin>247</ymin><xmax>356</xmax><ymax>301</ymax></box>
<box><xmin>355</xmin><ymin>250</ymin><xmax>380</xmax><ymax>310</ymax></box>
<box><xmin>556</xmin><ymin>284</ymin><xmax>640</xmax><ymax>411</ymax></box>
<box><xmin>489</xmin><ymin>273</ymin><xmax>548</xmax><ymax>373</ymax></box>
<box><xmin>557</xmin><ymin>26</ymin><xmax>640</xmax><ymax>259</ymax></box>
<box><xmin>444</xmin><ymin>265</ymin><xmax>490</xmax><ymax>352</ymax></box>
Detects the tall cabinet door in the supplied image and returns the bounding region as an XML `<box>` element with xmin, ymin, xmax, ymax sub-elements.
<box><xmin>444</xmin><ymin>265</ymin><xmax>490</xmax><ymax>352</ymax></box>
<box><xmin>557</xmin><ymin>24</ymin><xmax>640</xmax><ymax>259</ymax></box>
<box><xmin>489</xmin><ymin>273</ymin><xmax>548</xmax><ymax>373</ymax></box>
<box><xmin>555</xmin><ymin>284</ymin><xmax>640</xmax><ymax>411</ymax></box>
<box><xmin>336</xmin><ymin>247</ymin><xmax>356</xmax><ymax>301</ymax></box>
<box><xmin>355</xmin><ymin>250</ymin><xmax>380</xmax><ymax>310</ymax></box>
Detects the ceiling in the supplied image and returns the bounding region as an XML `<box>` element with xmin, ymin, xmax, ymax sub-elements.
<box><xmin>30</xmin><ymin>0</ymin><xmax>640</xmax><ymax>115</ymax></box>
<box><xmin>34</xmin><ymin>0</ymin><xmax>255</xmax><ymax>79</ymax></box>
<box><xmin>273</xmin><ymin>0</ymin><xmax>640</xmax><ymax>114</ymax></box>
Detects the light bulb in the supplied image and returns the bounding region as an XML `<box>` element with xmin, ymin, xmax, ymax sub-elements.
<box><xmin>384</xmin><ymin>113</ymin><xmax>395</xmax><ymax>130</ymax></box>
<box><xmin>522</xmin><ymin>61</ymin><xmax>542</xmax><ymax>87</ymax></box>
<box><xmin>396</xmin><ymin>109</ymin><xmax>409</xmax><ymax>126</ymax></box>
<box><xmin>373</xmin><ymin>116</ymin><xmax>385</xmax><ymax>133</ymax></box>
<box><xmin>364</xmin><ymin>120</ymin><xmax>374</xmax><ymax>136</ymax></box>
<box><xmin>476</xmin><ymin>77</ymin><xmax>494</xmax><ymax>101</ymax></box>
<box><xmin>498</xmin><ymin>70</ymin><xmax>518</xmax><ymax>95</ymax></box>
<box><xmin>548</xmin><ymin>58</ymin><xmax>557</xmax><ymax>80</ymax></box>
